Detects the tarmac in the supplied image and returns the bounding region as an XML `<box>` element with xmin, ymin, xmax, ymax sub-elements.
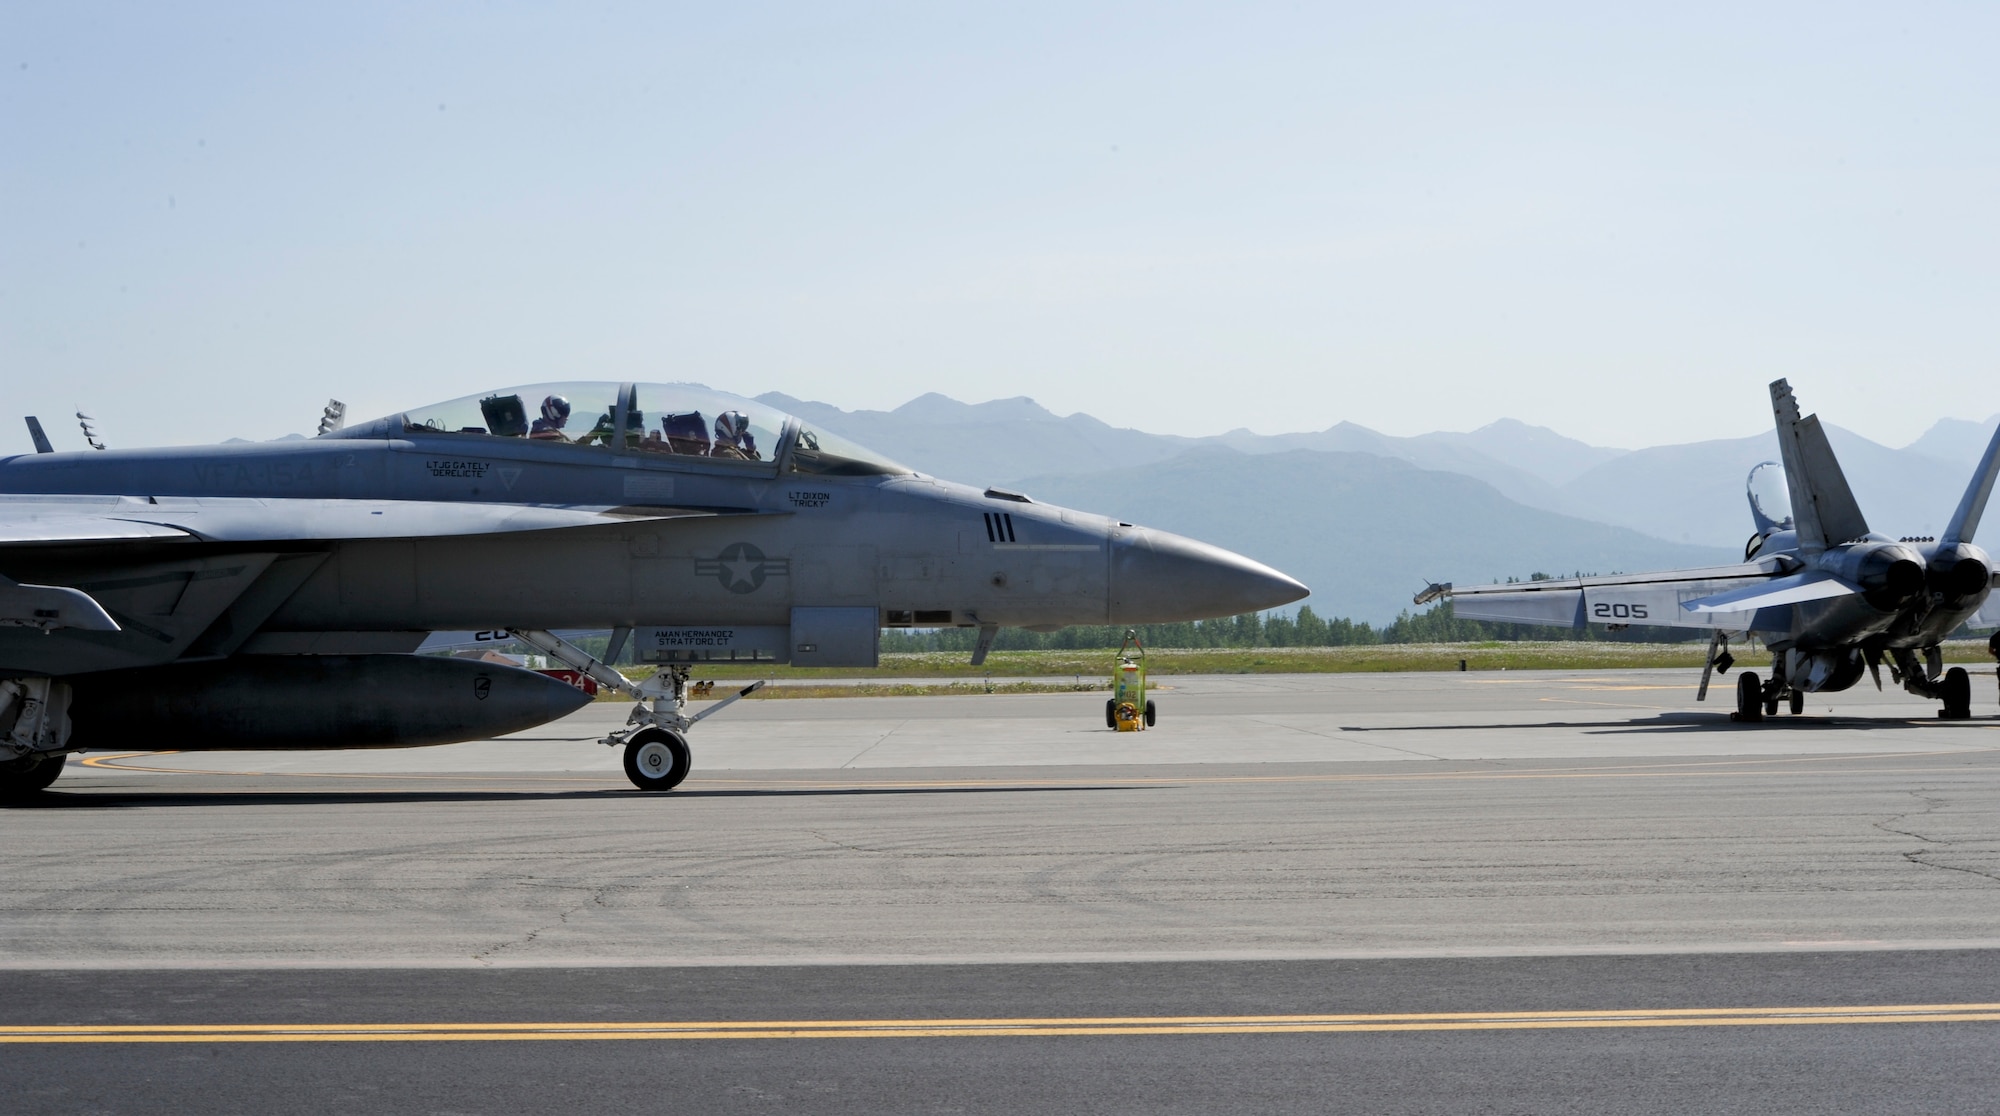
<box><xmin>7</xmin><ymin>668</ymin><xmax>2000</xmax><ymax>1112</ymax></box>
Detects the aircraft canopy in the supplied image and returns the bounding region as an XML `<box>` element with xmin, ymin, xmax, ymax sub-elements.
<box><xmin>350</xmin><ymin>382</ymin><xmax>912</xmax><ymax>477</ymax></box>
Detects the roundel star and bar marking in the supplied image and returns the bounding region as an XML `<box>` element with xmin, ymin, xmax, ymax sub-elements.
<box><xmin>695</xmin><ymin>543</ymin><xmax>791</xmax><ymax>594</ymax></box>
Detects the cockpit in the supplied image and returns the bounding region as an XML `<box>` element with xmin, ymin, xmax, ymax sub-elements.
<box><xmin>336</xmin><ymin>382</ymin><xmax>912</xmax><ymax>478</ymax></box>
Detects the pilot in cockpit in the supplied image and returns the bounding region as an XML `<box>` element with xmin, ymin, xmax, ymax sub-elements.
<box><xmin>712</xmin><ymin>410</ymin><xmax>760</xmax><ymax>460</ymax></box>
<box><xmin>529</xmin><ymin>395</ymin><xmax>572</xmax><ymax>441</ymax></box>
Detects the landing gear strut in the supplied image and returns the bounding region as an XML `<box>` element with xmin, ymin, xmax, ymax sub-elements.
<box><xmin>1890</xmin><ymin>647</ymin><xmax>1974</xmax><ymax>720</ymax></box>
<box><xmin>507</xmin><ymin>629</ymin><xmax>764</xmax><ymax>792</ymax></box>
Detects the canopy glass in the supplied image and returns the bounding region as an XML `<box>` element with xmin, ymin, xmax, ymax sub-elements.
<box><xmin>359</xmin><ymin>382</ymin><xmax>912</xmax><ymax>477</ymax></box>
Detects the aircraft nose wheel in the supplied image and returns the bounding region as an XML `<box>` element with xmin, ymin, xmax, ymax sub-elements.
<box><xmin>622</xmin><ymin>728</ymin><xmax>692</xmax><ymax>792</ymax></box>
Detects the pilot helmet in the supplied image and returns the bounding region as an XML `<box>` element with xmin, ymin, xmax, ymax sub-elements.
<box><xmin>715</xmin><ymin>411</ymin><xmax>749</xmax><ymax>443</ymax></box>
<box><xmin>541</xmin><ymin>395</ymin><xmax>572</xmax><ymax>424</ymax></box>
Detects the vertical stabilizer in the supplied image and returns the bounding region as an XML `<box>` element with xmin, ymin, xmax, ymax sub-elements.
<box><xmin>1770</xmin><ymin>379</ymin><xmax>1869</xmax><ymax>554</ymax></box>
<box><xmin>1941</xmin><ymin>420</ymin><xmax>2000</xmax><ymax>548</ymax></box>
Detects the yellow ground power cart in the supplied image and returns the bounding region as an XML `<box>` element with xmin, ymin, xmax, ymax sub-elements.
<box><xmin>1105</xmin><ymin>630</ymin><xmax>1157</xmax><ymax>731</ymax></box>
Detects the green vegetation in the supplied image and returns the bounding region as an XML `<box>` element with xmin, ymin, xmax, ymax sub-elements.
<box><xmin>878</xmin><ymin>601</ymin><xmax>1696</xmax><ymax>652</ymax></box>
<box><xmin>583</xmin><ymin>640</ymin><xmax>1999</xmax><ymax>699</ymax></box>
<box><xmin>529</xmin><ymin>603</ymin><xmax>1999</xmax><ymax>699</ymax></box>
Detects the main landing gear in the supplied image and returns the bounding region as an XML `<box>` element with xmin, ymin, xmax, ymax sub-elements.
<box><xmin>1732</xmin><ymin>672</ymin><xmax>1765</xmax><ymax>722</ymax></box>
<box><xmin>1937</xmin><ymin>667</ymin><xmax>1973</xmax><ymax>721</ymax></box>
<box><xmin>1888</xmin><ymin>648</ymin><xmax>1974</xmax><ymax>721</ymax></box>
<box><xmin>1732</xmin><ymin>646</ymin><xmax>1980</xmax><ymax>723</ymax></box>
<box><xmin>0</xmin><ymin>753</ymin><xmax>65</xmax><ymax>800</ymax></box>
<box><xmin>508</xmin><ymin>629</ymin><xmax>764</xmax><ymax>793</ymax></box>
<box><xmin>1730</xmin><ymin>670</ymin><xmax>1795</xmax><ymax>722</ymax></box>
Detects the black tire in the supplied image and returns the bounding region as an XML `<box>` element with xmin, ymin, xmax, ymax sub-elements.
<box><xmin>1733</xmin><ymin>671</ymin><xmax>1763</xmax><ymax>723</ymax></box>
<box><xmin>622</xmin><ymin>728</ymin><xmax>691</xmax><ymax>791</ymax></box>
<box><xmin>0</xmin><ymin>755</ymin><xmax>65</xmax><ymax>800</ymax></box>
<box><xmin>1940</xmin><ymin>666</ymin><xmax>1972</xmax><ymax>720</ymax></box>
<box><xmin>1788</xmin><ymin>690</ymin><xmax>1806</xmax><ymax>716</ymax></box>
<box><xmin>1144</xmin><ymin>700</ymin><xmax>1156</xmax><ymax>727</ymax></box>
<box><xmin>1105</xmin><ymin>700</ymin><xmax>1117</xmax><ymax>729</ymax></box>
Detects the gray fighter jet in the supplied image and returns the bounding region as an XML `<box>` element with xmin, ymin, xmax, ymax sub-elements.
<box><xmin>1419</xmin><ymin>380</ymin><xmax>2000</xmax><ymax>722</ymax></box>
<box><xmin>0</xmin><ymin>381</ymin><xmax>1307</xmax><ymax>795</ymax></box>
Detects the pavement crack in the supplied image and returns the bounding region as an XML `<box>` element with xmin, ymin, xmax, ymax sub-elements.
<box><xmin>470</xmin><ymin>883</ymin><xmax>615</xmax><ymax>965</ymax></box>
<box><xmin>839</xmin><ymin>720</ymin><xmax>910</xmax><ymax>769</ymax></box>
<box><xmin>808</xmin><ymin>829</ymin><xmax>881</xmax><ymax>854</ymax></box>
<box><xmin>1876</xmin><ymin>789</ymin><xmax>2000</xmax><ymax>886</ymax></box>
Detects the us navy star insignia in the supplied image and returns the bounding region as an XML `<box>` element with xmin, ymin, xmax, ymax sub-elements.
<box><xmin>695</xmin><ymin>542</ymin><xmax>790</xmax><ymax>594</ymax></box>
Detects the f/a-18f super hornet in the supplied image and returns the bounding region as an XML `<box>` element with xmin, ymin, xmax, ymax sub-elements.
<box><xmin>1418</xmin><ymin>380</ymin><xmax>2000</xmax><ymax>722</ymax></box>
<box><xmin>0</xmin><ymin>381</ymin><xmax>1307</xmax><ymax>795</ymax></box>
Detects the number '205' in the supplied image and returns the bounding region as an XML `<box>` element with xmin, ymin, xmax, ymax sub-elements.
<box><xmin>1592</xmin><ymin>603</ymin><xmax>1648</xmax><ymax>619</ymax></box>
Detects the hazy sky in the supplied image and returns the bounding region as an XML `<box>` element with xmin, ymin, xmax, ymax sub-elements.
<box><xmin>6</xmin><ymin>2</ymin><xmax>1998</xmax><ymax>454</ymax></box>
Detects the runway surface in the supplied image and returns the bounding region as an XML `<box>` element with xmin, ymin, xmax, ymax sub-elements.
<box><xmin>7</xmin><ymin>669</ymin><xmax>2000</xmax><ymax>1111</ymax></box>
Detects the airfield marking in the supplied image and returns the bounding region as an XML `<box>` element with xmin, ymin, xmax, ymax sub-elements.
<box><xmin>1537</xmin><ymin>697</ymin><xmax>1674</xmax><ymax>710</ymax></box>
<box><xmin>6</xmin><ymin>1004</ymin><xmax>1999</xmax><ymax>1043</ymax></box>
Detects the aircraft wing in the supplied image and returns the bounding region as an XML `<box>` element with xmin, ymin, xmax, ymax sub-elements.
<box><xmin>0</xmin><ymin>494</ymin><xmax>727</xmax><ymax>548</ymax></box>
<box><xmin>0</xmin><ymin>495</ymin><xmax>742</xmax><ymax>637</ymax></box>
<box><xmin>1428</xmin><ymin>560</ymin><xmax>1795</xmax><ymax>630</ymax></box>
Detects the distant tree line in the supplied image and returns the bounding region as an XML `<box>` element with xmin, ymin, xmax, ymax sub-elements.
<box><xmin>881</xmin><ymin>601</ymin><xmax>1697</xmax><ymax>653</ymax></box>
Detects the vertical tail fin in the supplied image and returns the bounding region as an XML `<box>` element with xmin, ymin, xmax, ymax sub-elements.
<box><xmin>1941</xmin><ymin>421</ymin><xmax>2000</xmax><ymax>548</ymax></box>
<box><xmin>1770</xmin><ymin>379</ymin><xmax>1869</xmax><ymax>554</ymax></box>
<box><xmin>24</xmin><ymin>417</ymin><xmax>54</xmax><ymax>454</ymax></box>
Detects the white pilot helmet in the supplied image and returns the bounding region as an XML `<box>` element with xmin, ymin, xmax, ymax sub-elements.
<box><xmin>714</xmin><ymin>411</ymin><xmax>748</xmax><ymax>443</ymax></box>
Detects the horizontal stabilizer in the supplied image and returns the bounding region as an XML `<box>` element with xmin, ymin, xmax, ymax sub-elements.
<box><xmin>1681</xmin><ymin>571</ymin><xmax>1859</xmax><ymax>617</ymax></box>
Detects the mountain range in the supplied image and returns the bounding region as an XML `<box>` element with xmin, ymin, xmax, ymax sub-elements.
<box><xmin>762</xmin><ymin>392</ymin><xmax>2000</xmax><ymax>547</ymax></box>
<box><xmin>759</xmin><ymin>391</ymin><xmax>2000</xmax><ymax>621</ymax></box>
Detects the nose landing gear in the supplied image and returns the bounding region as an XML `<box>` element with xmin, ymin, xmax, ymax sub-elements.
<box><xmin>622</xmin><ymin>727</ymin><xmax>691</xmax><ymax>792</ymax></box>
<box><xmin>507</xmin><ymin>629</ymin><xmax>763</xmax><ymax>793</ymax></box>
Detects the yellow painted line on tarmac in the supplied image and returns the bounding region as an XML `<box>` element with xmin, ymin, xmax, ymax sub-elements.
<box><xmin>6</xmin><ymin>1004</ymin><xmax>1999</xmax><ymax>1043</ymax></box>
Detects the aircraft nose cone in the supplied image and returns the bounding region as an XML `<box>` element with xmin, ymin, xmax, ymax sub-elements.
<box><xmin>1110</xmin><ymin>528</ymin><xmax>1308</xmax><ymax>623</ymax></box>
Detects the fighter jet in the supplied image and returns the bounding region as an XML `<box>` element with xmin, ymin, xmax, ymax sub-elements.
<box><xmin>0</xmin><ymin>381</ymin><xmax>1307</xmax><ymax>795</ymax></box>
<box><xmin>1417</xmin><ymin>380</ymin><xmax>2000</xmax><ymax>722</ymax></box>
